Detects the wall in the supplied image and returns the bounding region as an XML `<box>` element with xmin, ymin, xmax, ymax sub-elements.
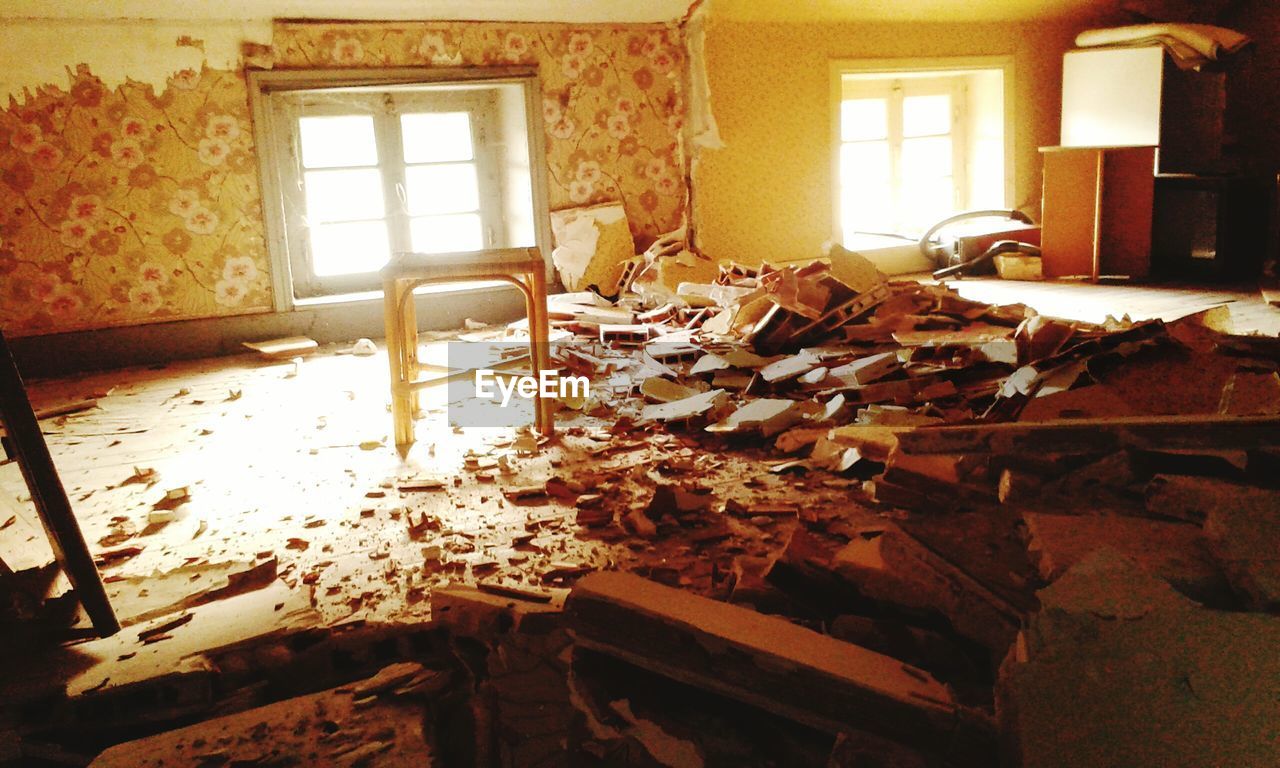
<box><xmin>0</xmin><ymin>19</ymin><xmax>689</xmax><ymax>337</ymax></box>
<box><xmin>692</xmin><ymin>17</ymin><xmax>1101</xmax><ymax>265</ymax></box>
<box><xmin>1223</xmin><ymin>3</ymin><xmax>1280</xmax><ymax>175</ymax></box>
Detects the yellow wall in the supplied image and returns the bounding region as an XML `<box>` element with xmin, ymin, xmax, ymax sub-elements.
<box><xmin>692</xmin><ymin>17</ymin><xmax>1104</xmax><ymax>265</ymax></box>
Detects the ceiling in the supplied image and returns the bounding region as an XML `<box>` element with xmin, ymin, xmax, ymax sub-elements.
<box><xmin>5</xmin><ymin>0</ymin><xmax>1211</xmax><ymax>24</ymax></box>
<box><xmin>710</xmin><ymin>0</ymin><xmax>1118</xmax><ymax>22</ymax></box>
<box><xmin>0</xmin><ymin>0</ymin><xmax>697</xmax><ymax>23</ymax></box>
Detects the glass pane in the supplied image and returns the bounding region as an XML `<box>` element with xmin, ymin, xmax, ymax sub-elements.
<box><xmin>401</xmin><ymin>112</ymin><xmax>474</xmax><ymax>163</ymax></box>
<box><xmin>839</xmin><ymin>140</ymin><xmax>891</xmax><ymax>183</ymax></box>
<box><xmin>903</xmin><ymin>94</ymin><xmax>952</xmax><ymax>138</ymax></box>
<box><xmin>901</xmin><ymin>136</ymin><xmax>953</xmax><ymax>179</ymax></box>
<box><xmin>309</xmin><ymin>220</ymin><xmax>391</xmax><ymax>276</ymax></box>
<box><xmin>900</xmin><ymin>176</ymin><xmax>956</xmax><ymax>233</ymax></box>
<box><xmin>304</xmin><ymin>169</ymin><xmax>385</xmax><ymax>223</ymax></box>
<box><xmin>841</xmin><ymin>180</ymin><xmax>893</xmax><ymax>236</ymax></box>
<box><xmin>405</xmin><ymin>164</ymin><xmax>479</xmax><ymax>215</ymax></box>
<box><xmin>840</xmin><ymin>98</ymin><xmax>888</xmax><ymax>142</ymax></box>
<box><xmin>410</xmin><ymin>213</ymin><xmax>484</xmax><ymax>254</ymax></box>
<box><xmin>298</xmin><ymin>115</ymin><xmax>378</xmax><ymax>168</ymax></box>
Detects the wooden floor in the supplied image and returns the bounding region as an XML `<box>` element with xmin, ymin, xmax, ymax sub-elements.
<box><xmin>1</xmin><ymin>277</ymin><xmax>1277</xmax><ymax>709</ymax></box>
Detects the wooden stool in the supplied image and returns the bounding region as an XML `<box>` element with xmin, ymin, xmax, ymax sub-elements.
<box><xmin>382</xmin><ymin>247</ymin><xmax>554</xmax><ymax>446</ymax></box>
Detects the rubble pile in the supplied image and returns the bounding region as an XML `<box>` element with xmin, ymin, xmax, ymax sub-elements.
<box><xmin>459</xmin><ymin>250</ymin><xmax>1280</xmax><ymax>766</ymax></box>
<box><xmin>7</xmin><ymin>248</ymin><xmax>1280</xmax><ymax>767</ymax></box>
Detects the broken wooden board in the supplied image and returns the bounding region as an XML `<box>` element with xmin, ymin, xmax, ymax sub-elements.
<box><xmin>241</xmin><ymin>336</ymin><xmax>318</xmax><ymax>359</ymax></box>
<box><xmin>896</xmin><ymin>415</ymin><xmax>1280</xmax><ymax>456</ymax></box>
<box><xmin>831</xmin><ymin>522</ymin><xmax>1022</xmax><ymax>654</ymax></box>
<box><xmin>565</xmin><ymin>571</ymin><xmax>993</xmax><ymax>765</ymax></box>
<box><xmin>89</xmin><ymin>675</ymin><xmax>435</xmax><ymax>767</ymax></box>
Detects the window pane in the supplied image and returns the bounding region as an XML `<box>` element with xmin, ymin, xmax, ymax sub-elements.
<box><xmin>842</xmin><ymin>181</ymin><xmax>894</xmax><ymax>236</ymax></box>
<box><xmin>900</xmin><ymin>176</ymin><xmax>956</xmax><ymax>233</ymax></box>
<box><xmin>298</xmin><ymin>116</ymin><xmax>378</xmax><ymax>168</ymax></box>
<box><xmin>304</xmin><ymin>169</ymin><xmax>385</xmax><ymax>222</ymax></box>
<box><xmin>405</xmin><ymin>164</ymin><xmax>480</xmax><ymax>215</ymax></box>
<box><xmin>840</xmin><ymin>140</ymin><xmax>891</xmax><ymax>182</ymax></box>
<box><xmin>903</xmin><ymin>95</ymin><xmax>952</xmax><ymax>138</ymax></box>
<box><xmin>902</xmin><ymin>136</ymin><xmax>953</xmax><ymax>179</ymax></box>
<box><xmin>309</xmin><ymin>220</ymin><xmax>391</xmax><ymax>276</ymax></box>
<box><xmin>401</xmin><ymin>112</ymin><xmax>474</xmax><ymax>163</ymax></box>
<box><xmin>840</xmin><ymin>99</ymin><xmax>888</xmax><ymax>142</ymax></box>
<box><xmin>410</xmin><ymin>213</ymin><xmax>484</xmax><ymax>254</ymax></box>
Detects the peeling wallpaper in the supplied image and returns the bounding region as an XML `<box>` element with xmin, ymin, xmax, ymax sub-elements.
<box><xmin>0</xmin><ymin>19</ymin><xmax>689</xmax><ymax>337</ymax></box>
<box><xmin>0</xmin><ymin>66</ymin><xmax>272</xmax><ymax>335</ymax></box>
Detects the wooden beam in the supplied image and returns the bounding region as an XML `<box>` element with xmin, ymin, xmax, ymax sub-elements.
<box><xmin>896</xmin><ymin>415</ymin><xmax>1280</xmax><ymax>456</ymax></box>
<box><xmin>566</xmin><ymin>571</ymin><xmax>994</xmax><ymax>765</ymax></box>
<box><xmin>0</xmin><ymin>330</ymin><xmax>118</xmax><ymax>636</ymax></box>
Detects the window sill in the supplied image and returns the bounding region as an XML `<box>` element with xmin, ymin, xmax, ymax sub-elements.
<box><xmin>291</xmin><ymin>279</ymin><xmax>510</xmax><ymax>310</ymax></box>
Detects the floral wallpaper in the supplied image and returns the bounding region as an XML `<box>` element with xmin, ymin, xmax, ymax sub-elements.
<box><xmin>0</xmin><ymin>20</ymin><xmax>689</xmax><ymax>337</ymax></box>
<box><xmin>271</xmin><ymin>21</ymin><xmax>689</xmax><ymax>248</ymax></box>
<box><xmin>0</xmin><ymin>65</ymin><xmax>272</xmax><ymax>335</ymax></box>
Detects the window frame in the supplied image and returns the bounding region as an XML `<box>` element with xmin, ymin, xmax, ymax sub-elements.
<box><xmin>829</xmin><ymin>56</ymin><xmax>1015</xmax><ymax>245</ymax></box>
<box><xmin>248</xmin><ymin>67</ymin><xmax>551</xmax><ymax>310</ymax></box>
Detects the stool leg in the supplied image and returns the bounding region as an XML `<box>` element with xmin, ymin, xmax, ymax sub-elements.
<box><xmin>518</xmin><ymin>278</ymin><xmax>544</xmax><ymax>434</ymax></box>
<box><xmin>402</xmin><ymin>283</ymin><xmax>421</xmax><ymax>418</ymax></box>
<box><xmin>384</xmin><ymin>278</ymin><xmax>413</xmax><ymax>447</ymax></box>
<box><xmin>529</xmin><ymin>266</ymin><xmax>554</xmax><ymax>436</ymax></box>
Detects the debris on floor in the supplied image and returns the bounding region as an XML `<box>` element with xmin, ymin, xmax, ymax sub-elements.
<box><xmin>4</xmin><ymin>246</ymin><xmax>1280</xmax><ymax>767</ymax></box>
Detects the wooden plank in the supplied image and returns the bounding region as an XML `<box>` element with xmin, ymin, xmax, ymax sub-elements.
<box><xmin>896</xmin><ymin>415</ymin><xmax>1280</xmax><ymax>456</ymax></box>
<box><xmin>566</xmin><ymin>571</ymin><xmax>994</xmax><ymax>765</ymax></box>
<box><xmin>0</xmin><ymin>330</ymin><xmax>118</xmax><ymax>636</ymax></box>
<box><xmin>1040</xmin><ymin>147</ymin><xmax>1102</xmax><ymax>279</ymax></box>
<box><xmin>241</xmin><ymin>336</ymin><xmax>318</xmax><ymax>358</ymax></box>
<box><xmin>1099</xmin><ymin>146</ymin><xmax>1156</xmax><ymax>278</ymax></box>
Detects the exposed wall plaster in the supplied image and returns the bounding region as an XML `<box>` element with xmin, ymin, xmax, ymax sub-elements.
<box><xmin>0</xmin><ymin>20</ymin><xmax>272</xmax><ymax>103</ymax></box>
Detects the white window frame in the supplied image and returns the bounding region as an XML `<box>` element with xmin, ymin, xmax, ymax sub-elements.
<box><xmin>830</xmin><ymin>56</ymin><xmax>1015</xmax><ymax>244</ymax></box>
<box><xmin>248</xmin><ymin>68</ymin><xmax>551</xmax><ymax>310</ymax></box>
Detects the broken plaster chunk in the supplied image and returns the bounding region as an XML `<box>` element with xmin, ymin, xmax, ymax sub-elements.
<box><xmin>758</xmin><ymin>352</ymin><xmax>822</xmax><ymax>384</ymax></box>
<box><xmin>828</xmin><ymin>351</ymin><xmax>901</xmax><ymax>386</ymax></box>
<box><xmin>705</xmin><ymin>398</ymin><xmax>802</xmax><ymax>437</ymax></box>
<box><xmin>639</xmin><ymin>376</ymin><xmax>700</xmax><ymax>404</ymax></box>
<box><xmin>639</xmin><ymin>388</ymin><xmax>729</xmax><ymax>423</ymax></box>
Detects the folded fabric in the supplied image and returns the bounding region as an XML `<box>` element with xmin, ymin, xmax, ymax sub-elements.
<box><xmin>1076</xmin><ymin>23</ymin><xmax>1251</xmax><ymax>69</ymax></box>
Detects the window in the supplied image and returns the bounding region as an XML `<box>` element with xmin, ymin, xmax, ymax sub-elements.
<box><xmin>250</xmin><ymin>69</ymin><xmax>547</xmax><ymax>304</ymax></box>
<box><xmin>833</xmin><ymin>60</ymin><xmax>1011</xmax><ymax>245</ymax></box>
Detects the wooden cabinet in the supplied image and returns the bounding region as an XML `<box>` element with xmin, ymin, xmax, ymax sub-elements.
<box><xmin>1061</xmin><ymin>46</ymin><xmax>1226</xmax><ymax>175</ymax></box>
<box><xmin>1040</xmin><ymin>146</ymin><xmax>1157</xmax><ymax>280</ymax></box>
